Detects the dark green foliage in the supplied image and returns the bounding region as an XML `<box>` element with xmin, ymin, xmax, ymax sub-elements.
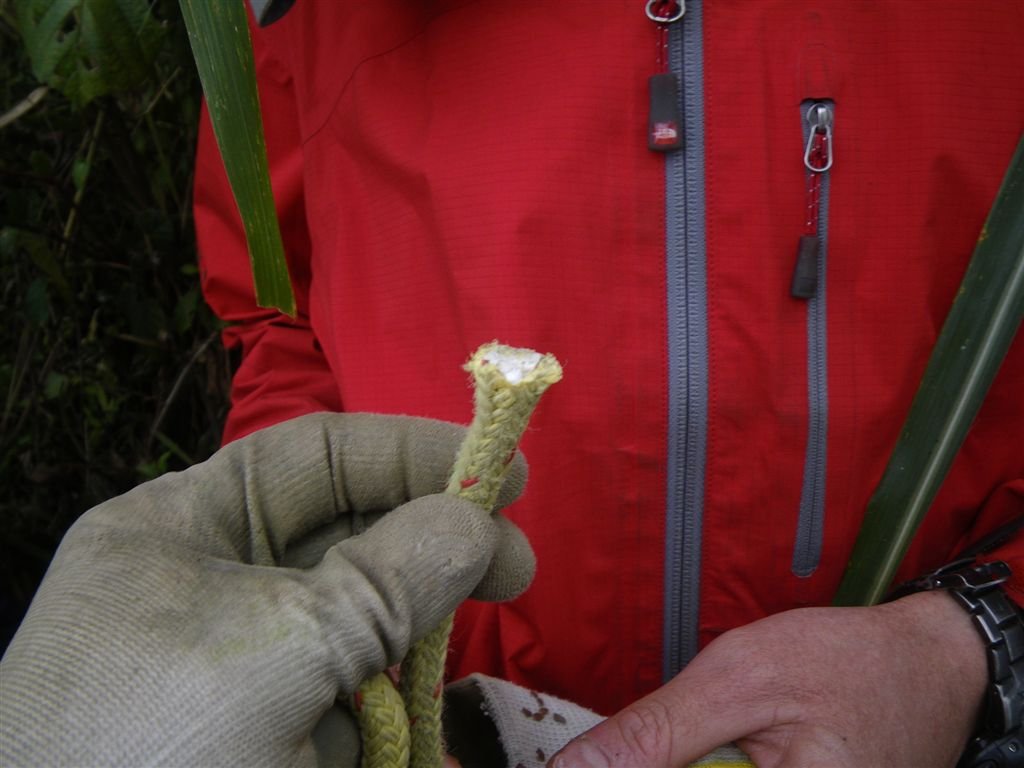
<box><xmin>17</xmin><ymin>0</ymin><xmax>166</xmax><ymax>108</ymax></box>
<box><xmin>1</xmin><ymin>0</ymin><xmax>229</xmax><ymax>647</ymax></box>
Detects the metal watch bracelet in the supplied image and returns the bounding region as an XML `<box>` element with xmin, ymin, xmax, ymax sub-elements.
<box><xmin>952</xmin><ymin>571</ymin><xmax>1024</xmax><ymax>768</ymax></box>
<box><xmin>892</xmin><ymin>559</ymin><xmax>1023</xmax><ymax>768</ymax></box>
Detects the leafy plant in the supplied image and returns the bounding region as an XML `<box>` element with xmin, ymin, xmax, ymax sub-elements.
<box><xmin>1</xmin><ymin>0</ymin><xmax>229</xmax><ymax>648</ymax></box>
<box><xmin>17</xmin><ymin>0</ymin><xmax>165</xmax><ymax>107</ymax></box>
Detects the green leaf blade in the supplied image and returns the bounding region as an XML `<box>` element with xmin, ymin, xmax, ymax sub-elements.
<box><xmin>834</xmin><ymin>136</ymin><xmax>1024</xmax><ymax>607</ymax></box>
<box><xmin>178</xmin><ymin>0</ymin><xmax>295</xmax><ymax>316</ymax></box>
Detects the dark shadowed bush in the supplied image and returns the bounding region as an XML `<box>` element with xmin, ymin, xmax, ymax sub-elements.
<box><xmin>1</xmin><ymin>0</ymin><xmax>229</xmax><ymax>649</ymax></box>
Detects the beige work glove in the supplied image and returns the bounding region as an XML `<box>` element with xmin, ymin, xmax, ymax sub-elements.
<box><xmin>0</xmin><ymin>412</ymin><xmax>531</xmax><ymax>767</ymax></box>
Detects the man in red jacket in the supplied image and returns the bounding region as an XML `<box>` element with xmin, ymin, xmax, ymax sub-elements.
<box><xmin>192</xmin><ymin>1</ymin><xmax>1023</xmax><ymax>765</ymax></box>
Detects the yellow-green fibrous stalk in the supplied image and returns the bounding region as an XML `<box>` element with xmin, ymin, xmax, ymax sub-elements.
<box><xmin>356</xmin><ymin>342</ymin><xmax>562</xmax><ymax>768</ymax></box>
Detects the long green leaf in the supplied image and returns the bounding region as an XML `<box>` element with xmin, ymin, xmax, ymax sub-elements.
<box><xmin>178</xmin><ymin>0</ymin><xmax>295</xmax><ymax>315</ymax></box>
<box><xmin>834</xmin><ymin>135</ymin><xmax>1024</xmax><ymax>607</ymax></box>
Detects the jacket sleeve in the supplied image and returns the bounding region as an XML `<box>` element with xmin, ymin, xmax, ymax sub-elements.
<box><xmin>193</xmin><ymin>24</ymin><xmax>341</xmax><ymax>445</ymax></box>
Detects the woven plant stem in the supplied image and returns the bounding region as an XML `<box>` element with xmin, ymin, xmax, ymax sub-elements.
<box><xmin>397</xmin><ymin>616</ymin><xmax>453</xmax><ymax>768</ymax></box>
<box><xmin>405</xmin><ymin>344</ymin><xmax>562</xmax><ymax>768</ymax></box>
<box><xmin>356</xmin><ymin>343</ymin><xmax>562</xmax><ymax>768</ymax></box>
<box><xmin>353</xmin><ymin>675</ymin><xmax>410</xmax><ymax>768</ymax></box>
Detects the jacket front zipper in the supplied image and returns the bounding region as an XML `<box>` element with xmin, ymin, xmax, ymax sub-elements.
<box><xmin>791</xmin><ymin>100</ymin><xmax>834</xmax><ymax>577</ymax></box>
<box><xmin>662</xmin><ymin>0</ymin><xmax>708</xmax><ymax>680</ymax></box>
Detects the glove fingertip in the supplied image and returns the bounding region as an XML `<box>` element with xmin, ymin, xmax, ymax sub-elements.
<box><xmin>469</xmin><ymin>514</ymin><xmax>536</xmax><ymax>602</ymax></box>
<box><xmin>313</xmin><ymin>494</ymin><xmax>501</xmax><ymax>687</ymax></box>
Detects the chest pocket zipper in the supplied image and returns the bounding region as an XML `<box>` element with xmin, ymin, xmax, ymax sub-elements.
<box><xmin>791</xmin><ymin>100</ymin><xmax>834</xmax><ymax>578</ymax></box>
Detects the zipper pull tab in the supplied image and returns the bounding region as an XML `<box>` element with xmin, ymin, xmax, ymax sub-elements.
<box><xmin>646</xmin><ymin>0</ymin><xmax>684</xmax><ymax>152</ymax></box>
<box><xmin>803</xmin><ymin>103</ymin><xmax>833</xmax><ymax>173</ymax></box>
<box><xmin>791</xmin><ymin>235</ymin><xmax>821</xmax><ymax>298</ymax></box>
<box><xmin>791</xmin><ymin>102</ymin><xmax>834</xmax><ymax>298</ymax></box>
<box><xmin>649</xmin><ymin>73</ymin><xmax>683</xmax><ymax>151</ymax></box>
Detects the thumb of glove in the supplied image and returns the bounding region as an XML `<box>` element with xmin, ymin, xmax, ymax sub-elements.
<box><xmin>307</xmin><ymin>491</ymin><xmax>499</xmax><ymax>693</ymax></box>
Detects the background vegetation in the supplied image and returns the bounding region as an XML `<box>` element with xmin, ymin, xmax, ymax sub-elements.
<box><xmin>1</xmin><ymin>0</ymin><xmax>229</xmax><ymax>648</ymax></box>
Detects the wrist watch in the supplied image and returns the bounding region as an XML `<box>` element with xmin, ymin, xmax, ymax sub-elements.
<box><xmin>891</xmin><ymin>559</ymin><xmax>1024</xmax><ymax>768</ymax></box>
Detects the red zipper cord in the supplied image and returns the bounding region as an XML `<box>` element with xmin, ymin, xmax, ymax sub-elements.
<box><xmin>649</xmin><ymin>0</ymin><xmax>679</xmax><ymax>72</ymax></box>
<box><xmin>804</xmin><ymin>130</ymin><xmax>828</xmax><ymax>236</ymax></box>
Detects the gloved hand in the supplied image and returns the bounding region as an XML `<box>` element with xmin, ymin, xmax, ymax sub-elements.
<box><xmin>0</xmin><ymin>412</ymin><xmax>531</xmax><ymax>767</ymax></box>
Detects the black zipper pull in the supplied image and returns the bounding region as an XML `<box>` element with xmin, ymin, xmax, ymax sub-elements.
<box><xmin>645</xmin><ymin>0</ymin><xmax>684</xmax><ymax>152</ymax></box>
<box><xmin>649</xmin><ymin>73</ymin><xmax>683</xmax><ymax>151</ymax></box>
<box><xmin>791</xmin><ymin>235</ymin><xmax>820</xmax><ymax>299</ymax></box>
<box><xmin>791</xmin><ymin>102</ymin><xmax>834</xmax><ymax>298</ymax></box>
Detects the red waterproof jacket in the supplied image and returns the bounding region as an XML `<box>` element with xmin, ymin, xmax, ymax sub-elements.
<box><xmin>195</xmin><ymin>0</ymin><xmax>1024</xmax><ymax>715</ymax></box>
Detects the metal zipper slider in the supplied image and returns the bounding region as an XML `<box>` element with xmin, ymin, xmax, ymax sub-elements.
<box><xmin>803</xmin><ymin>102</ymin><xmax>834</xmax><ymax>172</ymax></box>
<box><xmin>792</xmin><ymin>102</ymin><xmax>834</xmax><ymax>298</ymax></box>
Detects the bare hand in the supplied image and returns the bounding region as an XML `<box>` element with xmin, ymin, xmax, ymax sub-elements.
<box><xmin>552</xmin><ymin>591</ymin><xmax>987</xmax><ymax>768</ymax></box>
